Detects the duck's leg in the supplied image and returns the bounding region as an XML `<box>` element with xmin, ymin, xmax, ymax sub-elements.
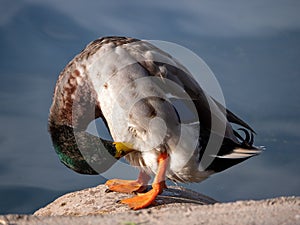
<box><xmin>105</xmin><ymin>170</ymin><xmax>151</xmax><ymax>193</ymax></box>
<box><xmin>120</xmin><ymin>152</ymin><xmax>169</xmax><ymax>210</ymax></box>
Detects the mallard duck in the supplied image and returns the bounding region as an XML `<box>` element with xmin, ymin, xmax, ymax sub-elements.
<box><xmin>49</xmin><ymin>36</ymin><xmax>261</xmax><ymax>210</ymax></box>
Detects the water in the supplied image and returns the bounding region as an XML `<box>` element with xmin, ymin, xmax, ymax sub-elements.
<box><xmin>0</xmin><ymin>0</ymin><xmax>299</xmax><ymax>214</ymax></box>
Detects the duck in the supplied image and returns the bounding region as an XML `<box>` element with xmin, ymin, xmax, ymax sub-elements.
<box><xmin>48</xmin><ymin>36</ymin><xmax>261</xmax><ymax>210</ymax></box>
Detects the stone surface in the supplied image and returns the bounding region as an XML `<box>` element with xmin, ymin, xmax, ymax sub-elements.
<box><xmin>0</xmin><ymin>185</ymin><xmax>299</xmax><ymax>225</ymax></box>
<box><xmin>34</xmin><ymin>184</ymin><xmax>217</xmax><ymax>216</ymax></box>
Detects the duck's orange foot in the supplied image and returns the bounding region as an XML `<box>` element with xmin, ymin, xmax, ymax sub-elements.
<box><xmin>105</xmin><ymin>179</ymin><xmax>147</xmax><ymax>194</ymax></box>
<box><xmin>120</xmin><ymin>188</ymin><xmax>158</xmax><ymax>210</ymax></box>
<box><xmin>119</xmin><ymin>182</ymin><xmax>166</xmax><ymax>210</ymax></box>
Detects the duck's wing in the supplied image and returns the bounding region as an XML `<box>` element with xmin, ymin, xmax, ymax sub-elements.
<box><xmin>123</xmin><ymin>41</ymin><xmax>237</xmax><ymax>137</ymax></box>
<box><xmin>123</xmin><ymin>40</ymin><xmax>260</xmax><ymax>164</ymax></box>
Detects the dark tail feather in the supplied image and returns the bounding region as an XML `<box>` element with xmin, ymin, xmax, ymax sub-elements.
<box><xmin>226</xmin><ymin>109</ymin><xmax>256</xmax><ymax>134</ymax></box>
<box><xmin>211</xmin><ymin>97</ymin><xmax>255</xmax><ymax>134</ymax></box>
<box><xmin>234</xmin><ymin>128</ymin><xmax>255</xmax><ymax>148</ymax></box>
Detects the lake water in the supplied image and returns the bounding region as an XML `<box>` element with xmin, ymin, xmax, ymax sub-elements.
<box><xmin>0</xmin><ymin>0</ymin><xmax>299</xmax><ymax>214</ymax></box>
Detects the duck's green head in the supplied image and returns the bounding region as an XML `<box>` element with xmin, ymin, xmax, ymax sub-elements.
<box><xmin>49</xmin><ymin>124</ymin><xmax>135</xmax><ymax>174</ymax></box>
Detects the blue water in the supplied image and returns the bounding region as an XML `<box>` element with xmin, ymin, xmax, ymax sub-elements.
<box><xmin>0</xmin><ymin>0</ymin><xmax>299</xmax><ymax>214</ymax></box>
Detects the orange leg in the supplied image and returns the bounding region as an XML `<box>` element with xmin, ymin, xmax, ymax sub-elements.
<box><xmin>120</xmin><ymin>152</ymin><xmax>169</xmax><ymax>210</ymax></box>
<box><xmin>105</xmin><ymin>170</ymin><xmax>151</xmax><ymax>194</ymax></box>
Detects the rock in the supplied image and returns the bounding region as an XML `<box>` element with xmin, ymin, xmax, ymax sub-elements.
<box><xmin>1</xmin><ymin>185</ymin><xmax>298</xmax><ymax>225</ymax></box>
<box><xmin>34</xmin><ymin>184</ymin><xmax>217</xmax><ymax>216</ymax></box>
<box><xmin>0</xmin><ymin>195</ymin><xmax>299</xmax><ymax>225</ymax></box>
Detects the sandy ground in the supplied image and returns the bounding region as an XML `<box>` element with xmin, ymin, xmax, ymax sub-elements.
<box><xmin>0</xmin><ymin>184</ymin><xmax>299</xmax><ymax>225</ymax></box>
